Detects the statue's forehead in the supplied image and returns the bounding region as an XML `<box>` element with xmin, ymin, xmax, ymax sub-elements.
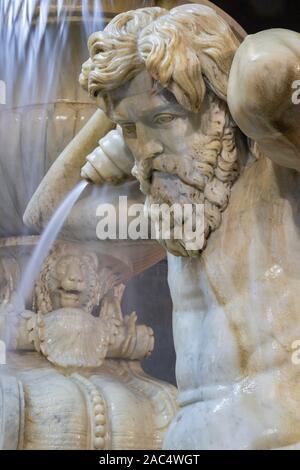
<box><xmin>106</xmin><ymin>70</ymin><xmax>179</xmax><ymax>120</ymax></box>
<box><xmin>109</xmin><ymin>70</ymin><xmax>156</xmax><ymax>101</ymax></box>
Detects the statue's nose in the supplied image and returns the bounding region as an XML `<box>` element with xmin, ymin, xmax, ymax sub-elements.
<box><xmin>135</xmin><ymin>123</ymin><xmax>164</xmax><ymax>161</ymax></box>
<box><xmin>63</xmin><ymin>264</ymin><xmax>84</xmax><ymax>289</ymax></box>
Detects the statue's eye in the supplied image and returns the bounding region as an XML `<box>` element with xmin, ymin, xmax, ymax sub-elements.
<box><xmin>153</xmin><ymin>113</ymin><xmax>176</xmax><ymax>125</ymax></box>
<box><xmin>122</xmin><ymin>123</ymin><xmax>136</xmax><ymax>138</ymax></box>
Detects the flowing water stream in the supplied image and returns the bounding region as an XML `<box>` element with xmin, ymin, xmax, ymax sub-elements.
<box><xmin>17</xmin><ymin>180</ymin><xmax>88</xmax><ymax>309</ymax></box>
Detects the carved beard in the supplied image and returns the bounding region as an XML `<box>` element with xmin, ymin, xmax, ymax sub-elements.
<box><xmin>137</xmin><ymin>95</ymin><xmax>240</xmax><ymax>257</ymax></box>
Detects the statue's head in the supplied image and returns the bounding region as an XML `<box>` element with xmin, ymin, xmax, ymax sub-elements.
<box><xmin>30</xmin><ymin>243</ymin><xmax>125</xmax><ymax>368</ymax></box>
<box><xmin>34</xmin><ymin>243</ymin><xmax>115</xmax><ymax>315</ymax></box>
<box><xmin>80</xmin><ymin>5</ymin><xmax>244</xmax><ymax>256</ymax></box>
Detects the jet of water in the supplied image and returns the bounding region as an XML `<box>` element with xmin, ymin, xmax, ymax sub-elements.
<box><xmin>17</xmin><ymin>180</ymin><xmax>88</xmax><ymax>310</ymax></box>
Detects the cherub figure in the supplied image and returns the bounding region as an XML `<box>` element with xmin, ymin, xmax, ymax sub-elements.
<box><xmin>6</xmin><ymin>242</ymin><xmax>154</xmax><ymax>368</ymax></box>
<box><xmin>0</xmin><ymin>242</ymin><xmax>176</xmax><ymax>450</ymax></box>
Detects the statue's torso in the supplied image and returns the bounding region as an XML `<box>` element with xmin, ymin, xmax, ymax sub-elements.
<box><xmin>167</xmin><ymin>156</ymin><xmax>300</xmax><ymax>449</ymax></box>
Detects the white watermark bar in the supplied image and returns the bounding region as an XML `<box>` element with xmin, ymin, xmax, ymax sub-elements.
<box><xmin>96</xmin><ymin>196</ymin><xmax>205</xmax><ymax>251</ymax></box>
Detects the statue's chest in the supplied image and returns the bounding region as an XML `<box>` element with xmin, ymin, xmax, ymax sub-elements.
<box><xmin>168</xmin><ymin>158</ymin><xmax>300</xmax><ymax>380</ymax></box>
<box><xmin>203</xmin><ymin>157</ymin><xmax>300</xmax><ymax>305</ymax></box>
<box><xmin>169</xmin><ymin>157</ymin><xmax>300</xmax><ymax>305</ymax></box>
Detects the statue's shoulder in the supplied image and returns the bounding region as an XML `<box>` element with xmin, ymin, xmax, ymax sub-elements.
<box><xmin>234</xmin><ymin>152</ymin><xmax>276</xmax><ymax>203</ymax></box>
<box><xmin>0</xmin><ymin>372</ymin><xmax>24</xmax><ymax>449</ymax></box>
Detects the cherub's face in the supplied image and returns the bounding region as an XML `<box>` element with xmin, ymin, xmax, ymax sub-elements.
<box><xmin>49</xmin><ymin>254</ymin><xmax>90</xmax><ymax>310</ymax></box>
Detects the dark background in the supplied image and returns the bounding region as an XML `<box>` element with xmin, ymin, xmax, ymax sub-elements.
<box><xmin>213</xmin><ymin>0</ymin><xmax>300</xmax><ymax>34</ymax></box>
<box><xmin>123</xmin><ymin>0</ymin><xmax>300</xmax><ymax>387</ymax></box>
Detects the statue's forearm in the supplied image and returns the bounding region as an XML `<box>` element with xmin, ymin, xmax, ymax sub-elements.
<box><xmin>23</xmin><ymin>108</ymin><xmax>137</xmax><ymax>240</ymax></box>
<box><xmin>228</xmin><ymin>29</ymin><xmax>300</xmax><ymax>170</ymax></box>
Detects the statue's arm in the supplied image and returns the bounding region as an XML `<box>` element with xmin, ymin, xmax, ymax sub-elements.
<box><xmin>228</xmin><ymin>29</ymin><xmax>300</xmax><ymax>170</ymax></box>
<box><xmin>23</xmin><ymin>109</ymin><xmax>115</xmax><ymax>232</ymax></box>
<box><xmin>23</xmin><ymin>108</ymin><xmax>137</xmax><ymax>240</ymax></box>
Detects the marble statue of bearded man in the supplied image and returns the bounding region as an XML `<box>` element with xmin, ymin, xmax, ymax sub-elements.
<box><xmin>25</xmin><ymin>3</ymin><xmax>300</xmax><ymax>450</ymax></box>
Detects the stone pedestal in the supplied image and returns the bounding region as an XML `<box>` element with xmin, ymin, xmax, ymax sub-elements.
<box><xmin>2</xmin><ymin>354</ymin><xmax>177</xmax><ymax>450</ymax></box>
<box><xmin>0</xmin><ymin>236</ymin><xmax>176</xmax><ymax>450</ymax></box>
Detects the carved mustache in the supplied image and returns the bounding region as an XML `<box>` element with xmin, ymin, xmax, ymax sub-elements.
<box><xmin>132</xmin><ymin>154</ymin><xmax>211</xmax><ymax>194</ymax></box>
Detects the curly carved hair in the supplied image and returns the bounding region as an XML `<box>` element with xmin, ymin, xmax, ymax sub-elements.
<box><xmin>79</xmin><ymin>4</ymin><xmax>240</xmax><ymax>112</ymax></box>
<box><xmin>33</xmin><ymin>244</ymin><xmax>119</xmax><ymax>315</ymax></box>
